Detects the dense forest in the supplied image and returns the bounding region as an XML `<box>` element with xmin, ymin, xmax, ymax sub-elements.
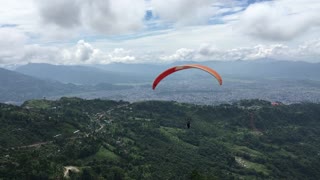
<box><xmin>0</xmin><ymin>98</ymin><xmax>320</xmax><ymax>179</ymax></box>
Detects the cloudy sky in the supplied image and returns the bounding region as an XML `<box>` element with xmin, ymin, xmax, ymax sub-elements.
<box><xmin>0</xmin><ymin>0</ymin><xmax>320</xmax><ymax>65</ymax></box>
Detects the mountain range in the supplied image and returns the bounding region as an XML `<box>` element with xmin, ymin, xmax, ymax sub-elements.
<box><xmin>14</xmin><ymin>60</ymin><xmax>320</xmax><ymax>86</ymax></box>
<box><xmin>1</xmin><ymin>60</ymin><xmax>320</xmax><ymax>104</ymax></box>
<box><xmin>0</xmin><ymin>67</ymin><xmax>78</xmax><ymax>103</ymax></box>
<box><xmin>0</xmin><ymin>67</ymin><xmax>132</xmax><ymax>104</ymax></box>
<box><xmin>15</xmin><ymin>63</ymin><xmax>149</xmax><ymax>85</ymax></box>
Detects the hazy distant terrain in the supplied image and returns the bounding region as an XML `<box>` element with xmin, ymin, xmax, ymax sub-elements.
<box><xmin>15</xmin><ymin>63</ymin><xmax>150</xmax><ymax>85</ymax></box>
<box><xmin>61</xmin><ymin>78</ymin><xmax>320</xmax><ymax>105</ymax></box>
<box><xmin>16</xmin><ymin>60</ymin><xmax>320</xmax><ymax>84</ymax></box>
<box><xmin>0</xmin><ymin>67</ymin><xmax>132</xmax><ymax>104</ymax></box>
<box><xmin>0</xmin><ymin>68</ymin><xmax>80</xmax><ymax>104</ymax></box>
<box><xmin>1</xmin><ymin>60</ymin><xmax>320</xmax><ymax>104</ymax></box>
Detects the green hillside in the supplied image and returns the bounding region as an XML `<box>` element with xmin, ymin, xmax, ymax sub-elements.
<box><xmin>0</xmin><ymin>68</ymin><xmax>79</xmax><ymax>103</ymax></box>
<box><xmin>0</xmin><ymin>98</ymin><xmax>319</xmax><ymax>179</ymax></box>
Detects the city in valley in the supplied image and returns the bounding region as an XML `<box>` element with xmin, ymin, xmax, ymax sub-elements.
<box><xmin>62</xmin><ymin>78</ymin><xmax>320</xmax><ymax>105</ymax></box>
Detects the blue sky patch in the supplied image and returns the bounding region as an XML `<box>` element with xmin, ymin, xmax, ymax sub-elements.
<box><xmin>0</xmin><ymin>24</ymin><xmax>18</xmax><ymax>28</ymax></box>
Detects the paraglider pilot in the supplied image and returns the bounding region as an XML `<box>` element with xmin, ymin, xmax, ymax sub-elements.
<box><xmin>187</xmin><ymin>121</ymin><xmax>191</xmax><ymax>129</ymax></box>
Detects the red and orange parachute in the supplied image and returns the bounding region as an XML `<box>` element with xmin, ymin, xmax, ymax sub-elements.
<box><xmin>152</xmin><ymin>64</ymin><xmax>222</xmax><ymax>90</ymax></box>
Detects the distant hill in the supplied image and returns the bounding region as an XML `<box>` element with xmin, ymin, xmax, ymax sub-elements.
<box><xmin>91</xmin><ymin>62</ymin><xmax>168</xmax><ymax>76</ymax></box>
<box><xmin>201</xmin><ymin>60</ymin><xmax>320</xmax><ymax>80</ymax></box>
<box><xmin>0</xmin><ymin>67</ymin><xmax>79</xmax><ymax>103</ymax></box>
<box><xmin>94</xmin><ymin>60</ymin><xmax>320</xmax><ymax>81</ymax></box>
<box><xmin>15</xmin><ymin>63</ymin><xmax>149</xmax><ymax>85</ymax></box>
<box><xmin>14</xmin><ymin>61</ymin><xmax>320</xmax><ymax>87</ymax></box>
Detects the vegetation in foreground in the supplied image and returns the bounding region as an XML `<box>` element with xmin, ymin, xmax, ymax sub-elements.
<box><xmin>0</xmin><ymin>98</ymin><xmax>320</xmax><ymax>179</ymax></box>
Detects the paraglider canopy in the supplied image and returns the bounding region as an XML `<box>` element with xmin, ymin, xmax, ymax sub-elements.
<box><xmin>152</xmin><ymin>64</ymin><xmax>222</xmax><ymax>90</ymax></box>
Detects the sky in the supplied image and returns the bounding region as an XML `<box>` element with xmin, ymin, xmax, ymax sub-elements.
<box><xmin>0</xmin><ymin>0</ymin><xmax>320</xmax><ymax>65</ymax></box>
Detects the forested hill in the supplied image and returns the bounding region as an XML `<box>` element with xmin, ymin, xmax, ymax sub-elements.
<box><xmin>0</xmin><ymin>98</ymin><xmax>320</xmax><ymax>179</ymax></box>
<box><xmin>0</xmin><ymin>67</ymin><xmax>79</xmax><ymax>103</ymax></box>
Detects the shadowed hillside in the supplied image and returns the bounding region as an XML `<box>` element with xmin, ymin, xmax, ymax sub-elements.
<box><xmin>0</xmin><ymin>68</ymin><xmax>78</xmax><ymax>103</ymax></box>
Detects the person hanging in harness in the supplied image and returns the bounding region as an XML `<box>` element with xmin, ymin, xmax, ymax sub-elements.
<box><xmin>186</xmin><ymin>117</ymin><xmax>191</xmax><ymax>129</ymax></box>
<box><xmin>187</xmin><ymin>121</ymin><xmax>191</xmax><ymax>129</ymax></box>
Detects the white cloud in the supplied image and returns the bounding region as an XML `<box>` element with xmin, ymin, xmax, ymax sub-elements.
<box><xmin>1</xmin><ymin>38</ymin><xmax>320</xmax><ymax>65</ymax></box>
<box><xmin>20</xmin><ymin>41</ymin><xmax>96</xmax><ymax>65</ymax></box>
<box><xmin>59</xmin><ymin>41</ymin><xmax>136</xmax><ymax>64</ymax></box>
<box><xmin>202</xmin><ymin>44</ymin><xmax>291</xmax><ymax>61</ymax></box>
<box><xmin>74</xmin><ymin>40</ymin><xmax>96</xmax><ymax>62</ymax></box>
<box><xmin>160</xmin><ymin>48</ymin><xmax>195</xmax><ymax>62</ymax></box>
<box><xmin>160</xmin><ymin>41</ymin><xmax>320</xmax><ymax>62</ymax></box>
<box><xmin>1</xmin><ymin>0</ymin><xmax>320</xmax><ymax>65</ymax></box>
<box><xmin>0</xmin><ymin>39</ymin><xmax>137</xmax><ymax>65</ymax></box>
<box><xmin>0</xmin><ymin>28</ymin><xmax>26</xmax><ymax>51</ymax></box>
<box><xmin>107</xmin><ymin>48</ymin><xmax>136</xmax><ymax>63</ymax></box>
<box><xmin>88</xmin><ymin>48</ymin><xmax>136</xmax><ymax>64</ymax></box>
<box><xmin>37</xmin><ymin>0</ymin><xmax>81</xmax><ymax>28</ymax></box>
<box><xmin>238</xmin><ymin>0</ymin><xmax>320</xmax><ymax>41</ymax></box>
<box><xmin>0</xmin><ymin>28</ymin><xmax>27</xmax><ymax>63</ymax></box>
<box><xmin>295</xmin><ymin>39</ymin><xmax>320</xmax><ymax>61</ymax></box>
<box><xmin>151</xmin><ymin>0</ymin><xmax>217</xmax><ymax>26</ymax></box>
<box><xmin>0</xmin><ymin>0</ymin><xmax>37</xmax><ymax>28</ymax></box>
<box><xmin>36</xmin><ymin>0</ymin><xmax>146</xmax><ymax>35</ymax></box>
<box><xmin>23</xmin><ymin>45</ymin><xmax>62</xmax><ymax>64</ymax></box>
<box><xmin>82</xmin><ymin>0</ymin><xmax>146</xmax><ymax>34</ymax></box>
<box><xmin>61</xmin><ymin>40</ymin><xmax>102</xmax><ymax>64</ymax></box>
